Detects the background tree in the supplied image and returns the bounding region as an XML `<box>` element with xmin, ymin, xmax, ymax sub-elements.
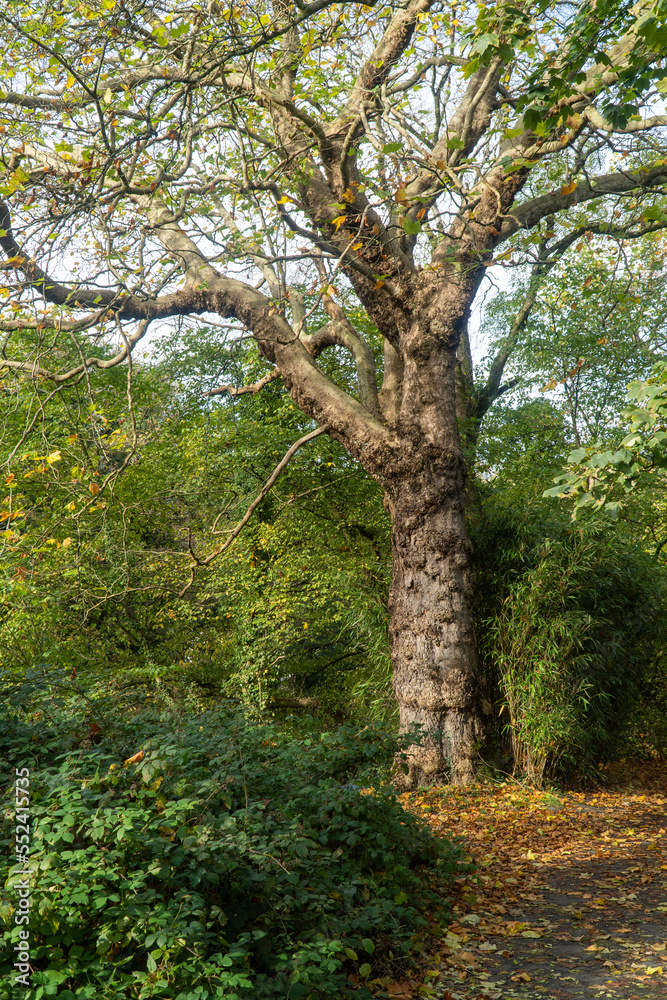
<box><xmin>2</xmin><ymin>0</ymin><xmax>667</xmax><ymax>784</ymax></box>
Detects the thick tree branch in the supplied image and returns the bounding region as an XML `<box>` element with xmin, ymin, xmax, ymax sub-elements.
<box><xmin>501</xmin><ymin>164</ymin><xmax>667</xmax><ymax>240</ymax></box>
<box><xmin>339</xmin><ymin>0</ymin><xmax>434</xmax><ymax>120</ymax></box>
<box><xmin>302</xmin><ymin>296</ymin><xmax>381</xmax><ymax>419</ymax></box>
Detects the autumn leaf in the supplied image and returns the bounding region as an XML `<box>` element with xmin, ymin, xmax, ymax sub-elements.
<box><xmin>89</xmin><ymin>482</ymin><xmax>100</xmax><ymax>495</ymax></box>
<box><xmin>561</xmin><ymin>179</ymin><xmax>577</xmax><ymax>195</ymax></box>
<box><xmin>124</xmin><ymin>750</ymin><xmax>145</xmax><ymax>765</ymax></box>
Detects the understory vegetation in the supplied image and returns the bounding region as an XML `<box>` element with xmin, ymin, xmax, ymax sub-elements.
<box><xmin>0</xmin><ymin>710</ymin><xmax>468</xmax><ymax>999</ymax></box>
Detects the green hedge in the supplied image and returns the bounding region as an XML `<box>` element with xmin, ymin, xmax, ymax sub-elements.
<box><xmin>0</xmin><ymin>711</ymin><xmax>464</xmax><ymax>999</ymax></box>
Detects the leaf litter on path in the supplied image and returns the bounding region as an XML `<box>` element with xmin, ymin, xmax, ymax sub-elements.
<box><xmin>400</xmin><ymin>761</ymin><xmax>667</xmax><ymax>1000</ymax></box>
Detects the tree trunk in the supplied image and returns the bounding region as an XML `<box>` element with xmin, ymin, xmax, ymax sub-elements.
<box><xmin>375</xmin><ymin>287</ymin><xmax>488</xmax><ymax>788</ymax></box>
<box><xmin>385</xmin><ymin>456</ymin><xmax>486</xmax><ymax>787</ymax></box>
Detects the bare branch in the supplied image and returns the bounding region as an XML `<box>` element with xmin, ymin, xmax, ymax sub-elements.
<box><xmin>205</xmin><ymin>369</ymin><xmax>281</xmax><ymax>397</ymax></box>
<box><xmin>0</xmin><ymin>319</ymin><xmax>151</xmax><ymax>383</ymax></box>
<box><xmin>178</xmin><ymin>423</ymin><xmax>329</xmax><ymax>597</ymax></box>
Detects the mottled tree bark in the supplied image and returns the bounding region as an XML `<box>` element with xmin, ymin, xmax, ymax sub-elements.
<box><xmin>365</xmin><ymin>284</ymin><xmax>487</xmax><ymax>787</ymax></box>
<box><xmin>386</xmin><ymin>456</ymin><xmax>485</xmax><ymax>785</ymax></box>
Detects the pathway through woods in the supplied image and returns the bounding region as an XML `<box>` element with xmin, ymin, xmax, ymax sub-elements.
<box><xmin>399</xmin><ymin>762</ymin><xmax>667</xmax><ymax>1000</ymax></box>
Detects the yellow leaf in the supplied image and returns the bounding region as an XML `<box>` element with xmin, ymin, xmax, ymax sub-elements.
<box><xmin>89</xmin><ymin>482</ymin><xmax>100</xmax><ymax>495</ymax></box>
<box><xmin>62</xmin><ymin>537</ymin><xmax>72</xmax><ymax>548</ymax></box>
<box><xmin>5</xmin><ymin>474</ymin><xmax>15</xmax><ymax>485</ymax></box>
<box><xmin>512</xmin><ymin>972</ymin><xmax>531</xmax><ymax>983</ymax></box>
<box><xmin>104</xmin><ymin>88</ymin><xmax>113</xmax><ymax>105</ymax></box>
<box><xmin>646</xmin><ymin>967</ymin><xmax>664</xmax><ymax>975</ymax></box>
<box><xmin>351</xmin><ymin>242</ymin><xmax>363</xmax><ymax>250</ymax></box>
<box><xmin>276</xmin><ymin>195</ymin><xmax>291</xmax><ymax>204</ymax></box>
<box><xmin>374</xmin><ymin>279</ymin><xmax>385</xmax><ymax>290</ymax></box>
<box><xmin>561</xmin><ymin>179</ymin><xmax>577</xmax><ymax>195</ymax></box>
<box><xmin>67</xmin><ymin>501</ymin><xmax>76</xmax><ymax>511</ymax></box>
<box><xmin>46</xmin><ymin>450</ymin><xmax>62</xmax><ymax>464</ymax></box>
<box><xmin>541</xmin><ymin>379</ymin><xmax>558</xmax><ymax>392</ymax></box>
<box><xmin>332</xmin><ymin>215</ymin><xmax>347</xmax><ymax>230</ymax></box>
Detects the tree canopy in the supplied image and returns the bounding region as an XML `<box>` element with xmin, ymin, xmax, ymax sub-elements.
<box><xmin>2</xmin><ymin>0</ymin><xmax>667</xmax><ymax>785</ymax></box>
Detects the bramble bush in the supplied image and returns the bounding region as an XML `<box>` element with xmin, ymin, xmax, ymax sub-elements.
<box><xmin>0</xmin><ymin>709</ymin><xmax>465</xmax><ymax>999</ymax></box>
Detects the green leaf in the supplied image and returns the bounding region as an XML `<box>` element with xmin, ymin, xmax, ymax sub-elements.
<box><xmin>471</xmin><ymin>32</ymin><xmax>499</xmax><ymax>55</ymax></box>
<box><xmin>359</xmin><ymin>963</ymin><xmax>372</xmax><ymax>978</ymax></box>
<box><xmin>402</xmin><ymin>217</ymin><xmax>422</xmax><ymax>235</ymax></box>
<box><xmin>522</xmin><ymin>106</ymin><xmax>541</xmax><ymax>131</ymax></box>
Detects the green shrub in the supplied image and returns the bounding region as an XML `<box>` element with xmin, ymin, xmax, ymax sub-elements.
<box><xmin>0</xmin><ymin>710</ymin><xmax>464</xmax><ymax>999</ymax></box>
<box><xmin>473</xmin><ymin>505</ymin><xmax>667</xmax><ymax>782</ymax></box>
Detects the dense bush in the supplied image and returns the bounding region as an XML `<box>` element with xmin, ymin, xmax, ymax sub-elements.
<box><xmin>473</xmin><ymin>502</ymin><xmax>667</xmax><ymax>782</ymax></box>
<box><xmin>0</xmin><ymin>709</ymin><xmax>465</xmax><ymax>999</ymax></box>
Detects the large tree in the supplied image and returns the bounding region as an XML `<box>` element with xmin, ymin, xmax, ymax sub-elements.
<box><xmin>1</xmin><ymin>0</ymin><xmax>667</xmax><ymax>784</ymax></box>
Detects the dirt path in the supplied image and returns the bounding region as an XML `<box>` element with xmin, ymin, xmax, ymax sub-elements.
<box><xmin>400</xmin><ymin>762</ymin><xmax>667</xmax><ymax>1000</ymax></box>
